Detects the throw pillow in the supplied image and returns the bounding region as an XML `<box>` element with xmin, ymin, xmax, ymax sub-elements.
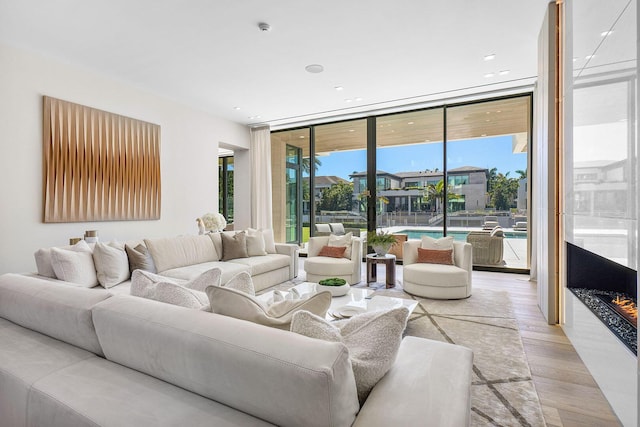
<box><xmin>290</xmin><ymin>306</ymin><xmax>410</xmax><ymax>404</ymax></box>
<box><xmin>130</xmin><ymin>270</ymin><xmax>208</xmax><ymax>308</ymax></box>
<box><xmin>246</xmin><ymin>232</ymin><xmax>267</xmax><ymax>257</ymax></box>
<box><xmin>420</xmin><ymin>235</ymin><xmax>454</xmax><ymax>250</ymax></box>
<box><xmin>50</xmin><ymin>241</ymin><xmax>98</xmax><ymax>287</ymax></box>
<box><xmin>221</xmin><ymin>271</ymin><xmax>255</xmax><ymax>295</ymax></box>
<box><xmin>247</xmin><ymin>228</ymin><xmax>277</xmax><ymax>254</ymax></box>
<box><xmin>34</xmin><ymin>248</ymin><xmax>58</xmax><ymax>278</ymax></box>
<box><xmin>183</xmin><ymin>267</ymin><xmax>222</xmax><ymax>292</ymax></box>
<box><xmin>328</xmin><ymin>232</ymin><xmax>353</xmax><ymax>259</ymax></box>
<box><xmin>205</xmin><ymin>285</ymin><xmax>332</xmax><ymax>330</ymax></box>
<box><xmin>125</xmin><ymin>243</ymin><xmax>157</xmax><ymax>274</ymax></box>
<box><xmin>317</xmin><ymin>245</ymin><xmax>347</xmax><ymax>258</ymax></box>
<box><xmin>329</xmin><ymin>223</ymin><xmax>346</xmax><ymax>235</ymax></box>
<box><xmin>221</xmin><ymin>231</ymin><xmax>249</xmax><ymax>261</ymax></box>
<box><xmin>417</xmin><ymin>247</ymin><xmax>454</xmax><ymax>265</ymax></box>
<box><xmin>93</xmin><ymin>241</ymin><xmax>130</xmax><ymax>288</ymax></box>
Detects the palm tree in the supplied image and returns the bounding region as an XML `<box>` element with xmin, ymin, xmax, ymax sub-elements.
<box><xmin>515</xmin><ymin>169</ymin><xmax>527</xmax><ymax>179</ymax></box>
<box><xmin>425</xmin><ymin>179</ymin><xmax>462</xmax><ymax>213</ymax></box>
<box><xmin>301</xmin><ymin>157</ymin><xmax>322</xmax><ymax>174</ymax></box>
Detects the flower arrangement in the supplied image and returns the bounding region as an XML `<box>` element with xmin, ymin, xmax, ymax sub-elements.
<box><xmin>198</xmin><ymin>212</ymin><xmax>227</xmax><ymax>233</ymax></box>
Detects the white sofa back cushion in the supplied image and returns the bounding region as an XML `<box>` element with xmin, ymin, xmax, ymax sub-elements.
<box><xmin>144</xmin><ymin>235</ymin><xmax>218</xmax><ymax>272</ymax></box>
<box><xmin>93</xmin><ymin>242</ymin><xmax>130</xmax><ymax>288</ymax></box>
<box><xmin>50</xmin><ymin>241</ymin><xmax>98</xmax><ymax>287</ymax></box>
<box><xmin>92</xmin><ymin>295</ymin><xmax>360</xmax><ymax>427</ymax></box>
<box><xmin>0</xmin><ymin>273</ymin><xmax>110</xmax><ymax>356</ymax></box>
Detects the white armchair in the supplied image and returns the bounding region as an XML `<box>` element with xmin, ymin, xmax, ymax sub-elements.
<box><xmin>304</xmin><ymin>235</ymin><xmax>362</xmax><ymax>285</ymax></box>
<box><xmin>402</xmin><ymin>240</ymin><xmax>472</xmax><ymax>299</ymax></box>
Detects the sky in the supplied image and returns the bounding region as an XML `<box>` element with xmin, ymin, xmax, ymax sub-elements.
<box><xmin>314</xmin><ymin>135</ymin><xmax>528</xmax><ymax>180</ymax></box>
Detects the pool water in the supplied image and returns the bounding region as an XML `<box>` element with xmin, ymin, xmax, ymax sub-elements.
<box><xmin>398</xmin><ymin>229</ymin><xmax>527</xmax><ymax>240</ymax></box>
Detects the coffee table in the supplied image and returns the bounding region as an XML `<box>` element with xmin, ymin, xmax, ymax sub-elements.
<box><xmin>257</xmin><ymin>282</ymin><xmax>418</xmax><ymax>321</ymax></box>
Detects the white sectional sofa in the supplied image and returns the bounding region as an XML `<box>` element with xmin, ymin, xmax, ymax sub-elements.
<box><xmin>33</xmin><ymin>230</ymin><xmax>299</xmax><ymax>294</ymax></box>
<box><xmin>0</xmin><ymin>272</ymin><xmax>474</xmax><ymax>427</ymax></box>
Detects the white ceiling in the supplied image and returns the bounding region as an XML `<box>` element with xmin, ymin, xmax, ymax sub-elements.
<box><xmin>0</xmin><ymin>0</ymin><xmax>553</xmax><ymax>128</ymax></box>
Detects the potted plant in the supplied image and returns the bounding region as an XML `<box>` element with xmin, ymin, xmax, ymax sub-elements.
<box><xmin>367</xmin><ymin>230</ymin><xmax>397</xmax><ymax>256</ymax></box>
<box><xmin>317</xmin><ymin>277</ymin><xmax>350</xmax><ymax>297</ymax></box>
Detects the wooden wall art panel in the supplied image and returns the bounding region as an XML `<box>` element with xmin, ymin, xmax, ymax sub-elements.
<box><xmin>42</xmin><ymin>96</ymin><xmax>161</xmax><ymax>222</ymax></box>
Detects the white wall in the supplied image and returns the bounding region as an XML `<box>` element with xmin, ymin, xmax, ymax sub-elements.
<box><xmin>0</xmin><ymin>42</ymin><xmax>249</xmax><ymax>274</ymax></box>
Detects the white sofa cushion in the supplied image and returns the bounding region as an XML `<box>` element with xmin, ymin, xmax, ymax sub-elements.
<box><xmin>420</xmin><ymin>235</ymin><xmax>454</xmax><ymax>250</ymax></box>
<box><xmin>403</xmin><ymin>262</ymin><xmax>469</xmax><ymax>287</ymax></box>
<box><xmin>93</xmin><ymin>242</ymin><xmax>130</xmax><ymax>288</ymax></box>
<box><xmin>130</xmin><ymin>270</ymin><xmax>211</xmax><ymax>308</ymax></box>
<box><xmin>304</xmin><ymin>256</ymin><xmax>355</xmax><ymax>276</ymax></box>
<box><xmin>246</xmin><ymin>230</ymin><xmax>268</xmax><ymax>256</ymax></box>
<box><xmin>50</xmin><ymin>241</ymin><xmax>98</xmax><ymax>288</ymax></box>
<box><xmin>144</xmin><ymin>235</ymin><xmax>218</xmax><ymax>272</ymax></box>
<box><xmin>226</xmin><ymin>254</ymin><xmax>291</xmax><ymax>276</ymax></box>
<box><xmin>291</xmin><ymin>307</ymin><xmax>410</xmax><ymax>404</ymax></box>
<box><xmin>91</xmin><ymin>295</ymin><xmax>359</xmax><ymax>427</ymax></box>
<box><xmin>0</xmin><ymin>273</ymin><xmax>109</xmax><ymax>355</ymax></box>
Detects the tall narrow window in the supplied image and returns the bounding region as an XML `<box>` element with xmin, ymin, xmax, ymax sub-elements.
<box><xmin>218</xmin><ymin>156</ymin><xmax>234</xmax><ymax>223</ymax></box>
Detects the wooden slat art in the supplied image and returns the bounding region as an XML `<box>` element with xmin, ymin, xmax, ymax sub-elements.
<box><xmin>42</xmin><ymin>96</ymin><xmax>161</xmax><ymax>222</ymax></box>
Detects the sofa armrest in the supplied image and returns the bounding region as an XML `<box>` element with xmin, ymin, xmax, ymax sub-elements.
<box><xmin>402</xmin><ymin>241</ymin><xmax>420</xmax><ymax>266</ymax></box>
<box><xmin>275</xmin><ymin>243</ymin><xmax>299</xmax><ymax>279</ymax></box>
<box><xmin>354</xmin><ymin>336</ymin><xmax>473</xmax><ymax>427</ymax></box>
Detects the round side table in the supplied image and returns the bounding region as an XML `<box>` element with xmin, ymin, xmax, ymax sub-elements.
<box><xmin>366</xmin><ymin>254</ymin><xmax>396</xmax><ymax>289</ymax></box>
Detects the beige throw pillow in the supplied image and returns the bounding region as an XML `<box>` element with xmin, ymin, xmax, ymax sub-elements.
<box><xmin>93</xmin><ymin>241</ymin><xmax>130</xmax><ymax>288</ymax></box>
<box><xmin>222</xmin><ymin>271</ymin><xmax>255</xmax><ymax>295</ymax></box>
<box><xmin>125</xmin><ymin>243</ymin><xmax>157</xmax><ymax>274</ymax></box>
<box><xmin>291</xmin><ymin>307</ymin><xmax>410</xmax><ymax>404</ymax></box>
<box><xmin>221</xmin><ymin>231</ymin><xmax>249</xmax><ymax>261</ymax></box>
<box><xmin>50</xmin><ymin>241</ymin><xmax>98</xmax><ymax>287</ymax></box>
<box><xmin>247</xmin><ymin>228</ymin><xmax>277</xmax><ymax>254</ymax></box>
<box><xmin>328</xmin><ymin>232</ymin><xmax>353</xmax><ymax>259</ymax></box>
<box><xmin>246</xmin><ymin>232</ymin><xmax>267</xmax><ymax>257</ymax></box>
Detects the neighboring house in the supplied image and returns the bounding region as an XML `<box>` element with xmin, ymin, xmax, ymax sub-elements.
<box><xmin>573</xmin><ymin>160</ymin><xmax>631</xmax><ymax>217</ymax></box>
<box><xmin>349</xmin><ymin>166</ymin><xmax>489</xmax><ymax>213</ymax></box>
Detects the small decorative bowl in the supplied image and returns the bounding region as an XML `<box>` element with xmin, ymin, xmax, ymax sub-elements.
<box><xmin>317</xmin><ymin>282</ymin><xmax>350</xmax><ymax>297</ymax></box>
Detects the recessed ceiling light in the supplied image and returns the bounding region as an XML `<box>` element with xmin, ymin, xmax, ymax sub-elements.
<box><xmin>498</xmin><ymin>70</ymin><xmax>510</xmax><ymax>75</ymax></box>
<box><xmin>484</xmin><ymin>73</ymin><xmax>495</xmax><ymax>78</ymax></box>
<box><xmin>485</xmin><ymin>119</ymin><xmax>490</xmax><ymax>122</ymax></box>
<box><xmin>344</xmin><ymin>99</ymin><xmax>353</xmax><ymax>103</ymax></box>
<box><xmin>305</xmin><ymin>64</ymin><xmax>324</xmax><ymax>73</ymax></box>
<box><xmin>585</xmin><ymin>55</ymin><xmax>595</xmax><ymax>60</ymax></box>
<box><xmin>354</xmin><ymin>97</ymin><xmax>363</xmax><ymax>101</ymax></box>
<box><xmin>233</xmin><ymin>106</ymin><xmax>241</xmax><ymax>110</ymax></box>
<box><xmin>334</xmin><ymin>86</ymin><xmax>344</xmax><ymax>91</ymax></box>
<box><xmin>349</xmin><ymin>129</ymin><xmax>355</xmax><ymax>132</ymax></box>
<box><xmin>484</xmin><ymin>54</ymin><xmax>496</xmax><ymax>61</ymax></box>
<box><xmin>248</xmin><ymin>115</ymin><xmax>262</xmax><ymax>120</ymax></box>
<box><xmin>573</xmin><ymin>57</ymin><xmax>578</xmax><ymax>62</ymax></box>
<box><xmin>299</xmin><ymin>135</ymin><xmax>305</xmax><ymax>139</ymax></box>
<box><xmin>481</xmin><ymin>134</ymin><xmax>487</xmax><ymax>137</ymax></box>
<box><xmin>407</xmin><ymin>121</ymin><xmax>414</xmax><ymax>125</ymax></box>
<box><xmin>601</xmin><ymin>30</ymin><xmax>613</xmax><ymax>37</ymax></box>
<box><xmin>485</xmin><ymin>112</ymin><xmax>490</xmax><ymax>115</ymax></box>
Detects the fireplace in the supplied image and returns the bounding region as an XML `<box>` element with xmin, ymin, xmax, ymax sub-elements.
<box><xmin>566</xmin><ymin>242</ymin><xmax>637</xmax><ymax>355</ymax></box>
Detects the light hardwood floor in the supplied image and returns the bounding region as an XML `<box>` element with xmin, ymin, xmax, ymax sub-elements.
<box><xmin>462</xmin><ymin>270</ymin><xmax>621</xmax><ymax>427</ymax></box>
<box><xmin>299</xmin><ymin>259</ymin><xmax>623</xmax><ymax>425</ymax></box>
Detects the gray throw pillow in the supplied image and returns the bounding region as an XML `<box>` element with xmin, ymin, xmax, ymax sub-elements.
<box><xmin>291</xmin><ymin>307</ymin><xmax>410</xmax><ymax>404</ymax></box>
<box><xmin>125</xmin><ymin>243</ymin><xmax>157</xmax><ymax>274</ymax></box>
<box><xmin>221</xmin><ymin>231</ymin><xmax>248</xmax><ymax>261</ymax></box>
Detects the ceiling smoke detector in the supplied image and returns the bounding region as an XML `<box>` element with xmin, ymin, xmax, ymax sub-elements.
<box><xmin>258</xmin><ymin>22</ymin><xmax>271</xmax><ymax>32</ymax></box>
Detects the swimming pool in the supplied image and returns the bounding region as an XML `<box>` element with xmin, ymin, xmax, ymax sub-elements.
<box><xmin>397</xmin><ymin>229</ymin><xmax>527</xmax><ymax>240</ymax></box>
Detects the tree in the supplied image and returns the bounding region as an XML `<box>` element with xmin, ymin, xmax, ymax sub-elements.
<box><xmin>425</xmin><ymin>179</ymin><xmax>462</xmax><ymax>213</ymax></box>
<box><xmin>490</xmin><ymin>173</ymin><xmax>520</xmax><ymax>210</ymax></box>
<box><xmin>318</xmin><ymin>182</ymin><xmax>353</xmax><ymax>211</ymax></box>
<box><xmin>515</xmin><ymin>169</ymin><xmax>527</xmax><ymax>179</ymax></box>
<box><xmin>302</xmin><ymin>157</ymin><xmax>322</xmax><ymax>174</ymax></box>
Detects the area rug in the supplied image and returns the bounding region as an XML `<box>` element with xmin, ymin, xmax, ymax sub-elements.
<box><xmin>263</xmin><ymin>280</ymin><xmax>546</xmax><ymax>426</ymax></box>
<box><xmin>374</xmin><ymin>286</ymin><xmax>546</xmax><ymax>427</ymax></box>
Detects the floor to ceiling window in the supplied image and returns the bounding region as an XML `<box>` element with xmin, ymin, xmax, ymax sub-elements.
<box><xmin>218</xmin><ymin>156</ymin><xmax>234</xmax><ymax>223</ymax></box>
<box><xmin>271</xmin><ymin>94</ymin><xmax>532</xmax><ymax>271</ymax></box>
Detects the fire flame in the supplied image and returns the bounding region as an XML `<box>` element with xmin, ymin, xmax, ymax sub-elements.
<box><xmin>613</xmin><ymin>296</ymin><xmax>638</xmax><ymax>321</ymax></box>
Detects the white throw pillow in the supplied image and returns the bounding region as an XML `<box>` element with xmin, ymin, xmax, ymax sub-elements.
<box><xmin>93</xmin><ymin>241</ymin><xmax>130</xmax><ymax>288</ymax></box>
<box><xmin>421</xmin><ymin>235</ymin><xmax>454</xmax><ymax>250</ymax></box>
<box><xmin>328</xmin><ymin>232</ymin><xmax>353</xmax><ymax>259</ymax></box>
<box><xmin>50</xmin><ymin>241</ymin><xmax>98</xmax><ymax>287</ymax></box>
<box><xmin>34</xmin><ymin>248</ymin><xmax>58</xmax><ymax>278</ymax></box>
<box><xmin>247</xmin><ymin>228</ymin><xmax>277</xmax><ymax>254</ymax></box>
<box><xmin>291</xmin><ymin>306</ymin><xmax>410</xmax><ymax>404</ymax></box>
<box><xmin>246</xmin><ymin>231</ymin><xmax>267</xmax><ymax>257</ymax></box>
<box><xmin>130</xmin><ymin>270</ymin><xmax>208</xmax><ymax>308</ymax></box>
<box><xmin>222</xmin><ymin>271</ymin><xmax>255</xmax><ymax>296</ymax></box>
